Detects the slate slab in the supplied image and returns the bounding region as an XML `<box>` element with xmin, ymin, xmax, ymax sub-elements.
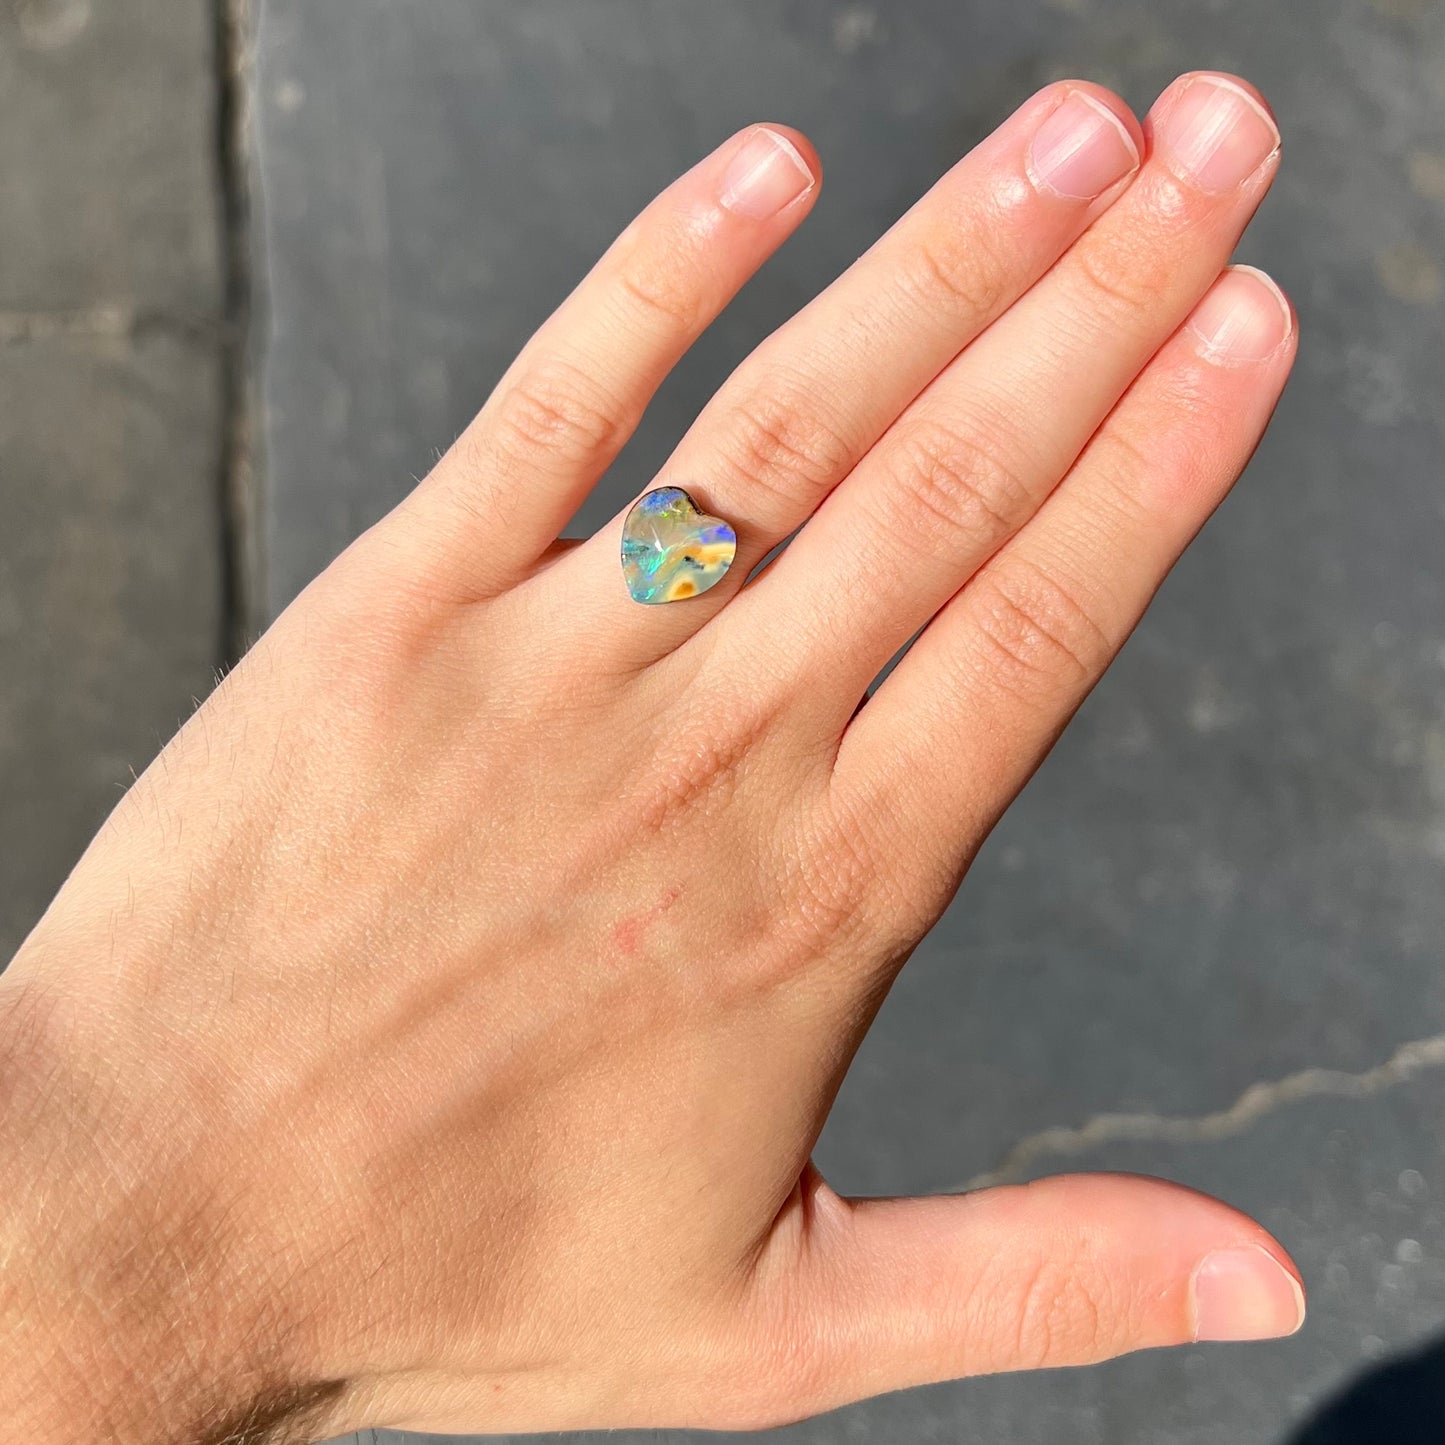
<box><xmin>0</xmin><ymin>0</ymin><xmax>222</xmax><ymax>315</ymax></box>
<box><xmin>0</xmin><ymin>333</ymin><xmax>223</xmax><ymax>961</ymax></box>
<box><xmin>246</xmin><ymin>1</ymin><xmax>1445</xmax><ymax>1441</ymax></box>
<box><xmin>0</xmin><ymin>0</ymin><xmax>225</xmax><ymax>959</ymax></box>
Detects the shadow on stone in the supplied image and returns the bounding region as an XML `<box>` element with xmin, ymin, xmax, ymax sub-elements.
<box><xmin>1287</xmin><ymin>1335</ymin><xmax>1445</xmax><ymax>1445</ymax></box>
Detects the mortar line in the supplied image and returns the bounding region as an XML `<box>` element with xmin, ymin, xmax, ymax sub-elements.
<box><xmin>212</xmin><ymin>0</ymin><xmax>258</xmax><ymax>665</ymax></box>
<box><xmin>0</xmin><ymin>306</ymin><xmax>222</xmax><ymax>346</ymax></box>
<box><xmin>957</xmin><ymin>1031</ymin><xmax>1445</xmax><ymax>1190</ymax></box>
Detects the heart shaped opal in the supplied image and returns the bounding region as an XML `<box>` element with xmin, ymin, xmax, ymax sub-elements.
<box><xmin>620</xmin><ymin>486</ymin><xmax>737</xmax><ymax>604</ymax></box>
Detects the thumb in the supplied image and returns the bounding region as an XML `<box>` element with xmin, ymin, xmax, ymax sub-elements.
<box><xmin>749</xmin><ymin>1170</ymin><xmax>1305</xmax><ymax>1420</ymax></box>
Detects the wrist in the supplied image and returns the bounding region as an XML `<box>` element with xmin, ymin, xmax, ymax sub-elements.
<box><xmin>0</xmin><ymin>966</ymin><xmax>349</xmax><ymax>1445</ymax></box>
<box><xmin>0</xmin><ymin>975</ymin><xmax>131</xmax><ymax>1441</ymax></box>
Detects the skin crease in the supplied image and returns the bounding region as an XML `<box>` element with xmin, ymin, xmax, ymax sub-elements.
<box><xmin>0</xmin><ymin>72</ymin><xmax>1304</xmax><ymax>1445</ymax></box>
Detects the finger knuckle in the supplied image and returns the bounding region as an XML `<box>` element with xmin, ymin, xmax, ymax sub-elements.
<box><xmin>1071</xmin><ymin>231</ymin><xmax>1174</xmax><ymax>318</ymax></box>
<box><xmin>713</xmin><ymin>381</ymin><xmax>856</xmax><ymax>516</ymax></box>
<box><xmin>1003</xmin><ymin>1254</ymin><xmax>1122</xmax><ymax>1369</ymax></box>
<box><xmin>824</xmin><ymin>778</ymin><xmax>958</xmax><ymax>954</ymax></box>
<box><xmin>487</xmin><ymin>356</ymin><xmax>628</xmax><ymax>472</ymax></box>
<box><xmin>1096</xmin><ymin>365</ymin><xmax>1231</xmax><ymax>490</ymax></box>
<box><xmin>968</xmin><ymin>557</ymin><xmax>1111</xmax><ymax>695</ymax></box>
<box><xmin>906</xmin><ymin>225</ymin><xmax>1012</xmax><ymax>319</ymax></box>
<box><xmin>718</xmin><ymin>808</ymin><xmax>882</xmax><ymax>999</ymax></box>
<box><xmin>884</xmin><ymin>419</ymin><xmax>1032</xmax><ymax>555</ymax></box>
<box><xmin>630</xmin><ymin>678</ymin><xmax>786</xmax><ymax>840</ymax></box>
<box><xmin>613</xmin><ymin>248</ymin><xmax>707</xmax><ymax>334</ymax></box>
<box><xmin>1084</xmin><ymin>427</ymin><xmax>1175</xmax><ymax>524</ymax></box>
<box><xmin>636</xmin><ymin>728</ymin><xmax>752</xmax><ymax>838</ymax></box>
<box><xmin>1088</xmin><ymin>421</ymin><xmax>1158</xmax><ymax>485</ymax></box>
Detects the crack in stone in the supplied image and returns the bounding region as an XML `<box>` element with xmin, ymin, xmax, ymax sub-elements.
<box><xmin>211</xmin><ymin>0</ymin><xmax>260</xmax><ymax>660</ymax></box>
<box><xmin>0</xmin><ymin>306</ymin><xmax>223</xmax><ymax>346</ymax></box>
<box><xmin>960</xmin><ymin>1032</ymin><xmax>1445</xmax><ymax>1189</ymax></box>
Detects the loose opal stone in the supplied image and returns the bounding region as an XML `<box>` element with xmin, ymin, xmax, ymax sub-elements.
<box><xmin>620</xmin><ymin>486</ymin><xmax>737</xmax><ymax>604</ymax></box>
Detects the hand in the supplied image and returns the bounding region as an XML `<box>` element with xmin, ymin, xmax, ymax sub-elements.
<box><xmin>4</xmin><ymin>71</ymin><xmax>1303</xmax><ymax>1444</ymax></box>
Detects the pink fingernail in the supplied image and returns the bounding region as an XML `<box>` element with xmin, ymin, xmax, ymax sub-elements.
<box><xmin>718</xmin><ymin>127</ymin><xmax>815</xmax><ymax>219</ymax></box>
<box><xmin>1029</xmin><ymin>91</ymin><xmax>1140</xmax><ymax>200</ymax></box>
<box><xmin>1155</xmin><ymin>75</ymin><xmax>1280</xmax><ymax>193</ymax></box>
<box><xmin>1191</xmin><ymin>1246</ymin><xmax>1306</xmax><ymax>1342</ymax></box>
<box><xmin>1187</xmin><ymin>265</ymin><xmax>1294</xmax><ymax>362</ymax></box>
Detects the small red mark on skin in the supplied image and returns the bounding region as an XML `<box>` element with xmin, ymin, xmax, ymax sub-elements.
<box><xmin>612</xmin><ymin>884</ymin><xmax>683</xmax><ymax>960</ymax></box>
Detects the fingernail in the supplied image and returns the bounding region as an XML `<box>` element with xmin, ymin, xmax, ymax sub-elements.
<box><xmin>719</xmin><ymin>127</ymin><xmax>815</xmax><ymax>219</ymax></box>
<box><xmin>1187</xmin><ymin>265</ymin><xmax>1293</xmax><ymax>362</ymax></box>
<box><xmin>1029</xmin><ymin>91</ymin><xmax>1140</xmax><ymax>200</ymax></box>
<box><xmin>1191</xmin><ymin>1246</ymin><xmax>1306</xmax><ymax>1342</ymax></box>
<box><xmin>1155</xmin><ymin>75</ymin><xmax>1281</xmax><ymax>193</ymax></box>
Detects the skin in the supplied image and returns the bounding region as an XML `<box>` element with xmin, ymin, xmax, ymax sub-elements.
<box><xmin>2</xmin><ymin>72</ymin><xmax>1304</xmax><ymax>1445</ymax></box>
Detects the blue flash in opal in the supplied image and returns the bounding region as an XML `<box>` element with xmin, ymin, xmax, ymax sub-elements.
<box><xmin>620</xmin><ymin>487</ymin><xmax>737</xmax><ymax>604</ymax></box>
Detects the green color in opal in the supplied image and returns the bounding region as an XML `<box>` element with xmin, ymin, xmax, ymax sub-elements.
<box><xmin>620</xmin><ymin>487</ymin><xmax>737</xmax><ymax>604</ymax></box>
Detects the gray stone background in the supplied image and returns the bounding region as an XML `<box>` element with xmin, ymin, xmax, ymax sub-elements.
<box><xmin>2</xmin><ymin>0</ymin><xmax>1443</xmax><ymax>1441</ymax></box>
